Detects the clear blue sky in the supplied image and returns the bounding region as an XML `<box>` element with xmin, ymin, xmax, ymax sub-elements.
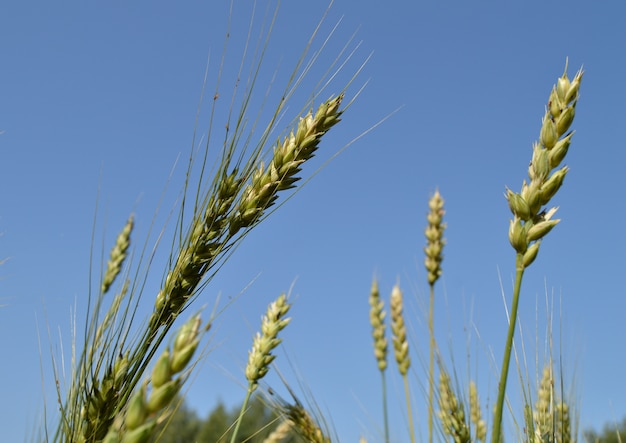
<box><xmin>1</xmin><ymin>1</ymin><xmax>625</xmax><ymax>442</ymax></box>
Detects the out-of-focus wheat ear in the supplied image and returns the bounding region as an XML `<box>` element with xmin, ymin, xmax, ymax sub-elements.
<box><xmin>262</xmin><ymin>419</ymin><xmax>294</xmax><ymax>443</ymax></box>
<box><xmin>369</xmin><ymin>277</ymin><xmax>390</xmax><ymax>443</ymax></box>
<box><xmin>390</xmin><ymin>283</ymin><xmax>416</xmax><ymax>443</ymax></box>
<box><xmin>438</xmin><ymin>370</ymin><xmax>470</xmax><ymax>443</ymax></box>
<box><xmin>92</xmin><ymin>280</ymin><xmax>130</xmax><ymax>357</ymax></box>
<box><xmin>245</xmin><ymin>294</ymin><xmax>291</xmax><ymax>391</ymax></box>
<box><xmin>101</xmin><ymin>215</ymin><xmax>134</xmax><ymax>294</ymax></box>
<box><xmin>77</xmin><ymin>349</ymin><xmax>131</xmax><ymax>441</ymax></box>
<box><xmin>469</xmin><ymin>381</ymin><xmax>487</xmax><ymax>443</ymax></box>
<box><xmin>555</xmin><ymin>402</ymin><xmax>572</xmax><ymax>443</ymax></box>
<box><xmin>369</xmin><ymin>278</ymin><xmax>388</xmax><ymax>372</ymax></box>
<box><xmin>285</xmin><ymin>403</ymin><xmax>332</xmax><ymax>443</ymax></box>
<box><xmin>424</xmin><ymin>189</ymin><xmax>446</xmax><ymax>285</ymax></box>
<box><xmin>102</xmin><ymin>315</ymin><xmax>205</xmax><ymax>443</ymax></box>
<box><xmin>390</xmin><ymin>284</ymin><xmax>410</xmax><ymax>376</ymax></box>
<box><xmin>534</xmin><ymin>364</ymin><xmax>554</xmax><ymax>440</ymax></box>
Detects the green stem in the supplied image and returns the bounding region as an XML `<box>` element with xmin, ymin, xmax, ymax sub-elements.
<box><xmin>428</xmin><ymin>285</ymin><xmax>435</xmax><ymax>443</ymax></box>
<box><xmin>381</xmin><ymin>371</ymin><xmax>390</xmax><ymax>443</ymax></box>
<box><xmin>491</xmin><ymin>254</ymin><xmax>525</xmax><ymax>443</ymax></box>
<box><xmin>230</xmin><ymin>385</ymin><xmax>253</xmax><ymax>443</ymax></box>
<box><xmin>403</xmin><ymin>374</ymin><xmax>417</xmax><ymax>443</ymax></box>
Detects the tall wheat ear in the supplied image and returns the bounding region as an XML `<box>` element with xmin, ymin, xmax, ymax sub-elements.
<box><xmin>390</xmin><ymin>283</ymin><xmax>417</xmax><ymax>443</ymax></box>
<box><xmin>368</xmin><ymin>277</ymin><xmax>390</xmax><ymax>443</ymax></box>
<box><xmin>521</xmin><ymin>362</ymin><xmax>576</xmax><ymax>443</ymax></box>
<box><xmin>492</xmin><ymin>61</ymin><xmax>583</xmax><ymax>443</ymax></box>
<box><xmin>425</xmin><ymin>189</ymin><xmax>446</xmax><ymax>443</ymax></box>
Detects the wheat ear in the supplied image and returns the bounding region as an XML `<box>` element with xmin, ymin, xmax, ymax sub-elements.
<box><xmin>492</xmin><ymin>63</ymin><xmax>583</xmax><ymax>443</ymax></box>
<box><xmin>438</xmin><ymin>370</ymin><xmax>471</xmax><ymax>443</ymax></box>
<box><xmin>102</xmin><ymin>315</ymin><xmax>205</xmax><ymax>443</ymax></box>
<box><xmin>263</xmin><ymin>419</ymin><xmax>294</xmax><ymax>443</ymax></box>
<box><xmin>390</xmin><ymin>284</ymin><xmax>416</xmax><ymax>443</ymax></box>
<box><xmin>424</xmin><ymin>189</ymin><xmax>446</xmax><ymax>443</ymax></box>
<box><xmin>231</xmin><ymin>294</ymin><xmax>291</xmax><ymax>443</ymax></box>
<box><xmin>369</xmin><ymin>277</ymin><xmax>390</xmax><ymax>443</ymax></box>
<box><xmin>469</xmin><ymin>381</ymin><xmax>487</xmax><ymax>443</ymax></box>
<box><xmin>101</xmin><ymin>215</ymin><xmax>134</xmax><ymax>294</ymax></box>
<box><xmin>284</xmin><ymin>403</ymin><xmax>331</xmax><ymax>443</ymax></box>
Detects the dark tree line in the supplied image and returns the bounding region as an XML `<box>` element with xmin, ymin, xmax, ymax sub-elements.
<box><xmin>584</xmin><ymin>417</ymin><xmax>626</xmax><ymax>443</ymax></box>
<box><xmin>149</xmin><ymin>395</ymin><xmax>306</xmax><ymax>443</ymax></box>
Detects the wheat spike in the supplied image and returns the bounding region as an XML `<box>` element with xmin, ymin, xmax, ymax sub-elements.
<box><xmin>390</xmin><ymin>284</ymin><xmax>410</xmax><ymax>376</ymax></box>
<box><xmin>101</xmin><ymin>215</ymin><xmax>134</xmax><ymax>294</ymax></box>
<box><xmin>245</xmin><ymin>294</ymin><xmax>291</xmax><ymax>391</ymax></box>
<box><xmin>369</xmin><ymin>278</ymin><xmax>388</xmax><ymax>372</ymax></box>
<box><xmin>438</xmin><ymin>370</ymin><xmax>470</xmax><ymax>443</ymax></box>
<box><xmin>506</xmin><ymin>62</ymin><xmax>583</xmax><ymax>266</ymax></box>
<box><xmin>424</xmin><ymin>189</ymin><xmax>446</xmax><ymax>285</ymax></box>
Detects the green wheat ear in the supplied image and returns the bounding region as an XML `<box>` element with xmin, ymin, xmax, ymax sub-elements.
<box><xmin>369</xmin><ymin>278</ymin><xmax>388</xmax><ymax>372</ymax></box>
<box><xmin>101</xmin><ymin>215</ymin><xmax>134</xmax><ymax>294</ymax></box>
<box><xmin>438</xmin><ymin>369</ymin><xmax>470</xmax><ymax>443</ymax></box>
<box><xmin>506</xmin><ymin>62</ymin><xmax>583</xmax><ymax>267</ymax></box>
<box><xmin>424</xmin><ymin>189</ymin><xmax>446</xmax><ymax>285</ymax></box>
<box><xmin>492</xmin><ymin>61</ymin><xmax>583</xmax><ymax>443</ymax></box>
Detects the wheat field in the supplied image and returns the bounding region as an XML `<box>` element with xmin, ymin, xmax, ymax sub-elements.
<box><xmin>2</xmin><ymin>1</ymin><xmax>624</xmax><ymax>442</ymax></box>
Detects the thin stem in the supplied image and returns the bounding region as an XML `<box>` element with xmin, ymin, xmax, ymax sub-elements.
<box><xmin>491</xmin><ymin>254</ymin><xmax>525</xmax><ymax>443</ymax></box>
<box><xmin>403</xmin><ymin>374</ymin><xmax>417</xmax><ymax>443</ymax></box>
<box><xmin>381</xmin><ymin>371</ymin><xmax>390</xmax><ymax>443</ymax></box>
<box><xmin>230</xmin><ymin>385</ymin><xmax>253</xmax><ymax>443</ymax></box>
<box><xmin>428</xmin><ymin>285</ymin><xmax>435</xmax><ymax>443</ymax></box>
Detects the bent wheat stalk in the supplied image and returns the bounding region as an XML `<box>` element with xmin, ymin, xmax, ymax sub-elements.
<box><xmin>49</xmin><ymin>3</ymin><xmax>359</xmax><ymax>440</ymax></box>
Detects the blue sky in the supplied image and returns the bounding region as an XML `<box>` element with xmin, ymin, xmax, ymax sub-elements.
<box><xmin>1</xmin><ymin>1</ymin><xmax>625</xmax><ymax>442</ymax></box>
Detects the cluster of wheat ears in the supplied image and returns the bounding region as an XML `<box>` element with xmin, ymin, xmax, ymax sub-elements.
<box><xmin>40</xmin><ymin>5</ymin><xmax>584</xmax><ymax>443</ymax></box>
